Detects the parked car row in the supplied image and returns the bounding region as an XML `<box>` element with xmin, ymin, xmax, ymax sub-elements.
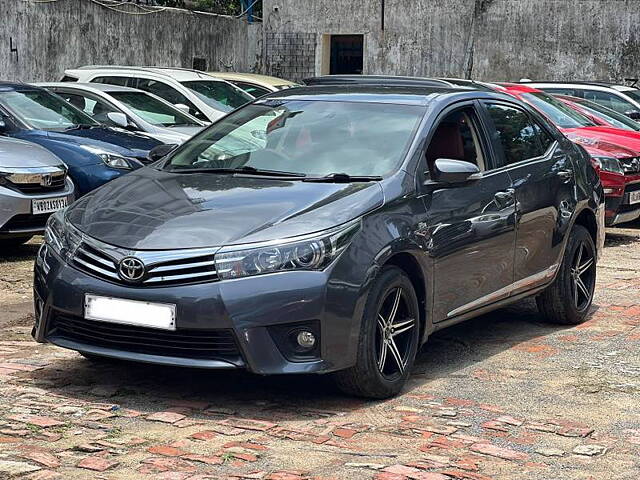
<box><xmin>0</xmin><ymin>67</ymin><xmax>297</xmax><ymax>245</ymax></box>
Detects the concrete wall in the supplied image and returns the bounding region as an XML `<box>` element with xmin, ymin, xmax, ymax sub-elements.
<box><xmin>262</xmin><ymin>0</ymin><xmax>640</xmax><ymax>83</ymax></box>
<box><xmin>2</xmin><ymin>0</ymin><xmax>262</xmax><ymax>82</ymax></box>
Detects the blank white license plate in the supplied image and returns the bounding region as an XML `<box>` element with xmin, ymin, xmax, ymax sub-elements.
<box><xmin>629</xmin><ymin>191</ymin><xmax>640</xmax><ymax>205</ymax></box>
<box><xmin>84</xmin><ymin>295</ymin><xmax>176</xmax><ymax>331</ymax></box>
<box><xmin>32</xmin><ymin>197</ymin><xmax>68</xmax><ymax>215</ymax></box>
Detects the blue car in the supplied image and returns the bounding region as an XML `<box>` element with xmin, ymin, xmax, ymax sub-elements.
<box><xmin>0</xmin><ymin>82</ymin><xmax>162</xmax><ymax>196</ymax></box>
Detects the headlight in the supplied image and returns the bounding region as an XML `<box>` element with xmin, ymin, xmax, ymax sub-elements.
<box><xmin>79</xmin><ymin>145</ymin><xmax>138</xmax><ymax>170</ymax></box>
<box><xmin>44</xmin><ymin>210</ymin><xmax>81</xmax><ymax>261</ymax></box>
<box><xmin>591</xmin><ymin>156</ymin><xmax>624</xmax><ymax>175</ymax></box>
<box><xmin>214</xmin><ymin>220</ymin><xmax>360</xmax><ymax>280</ymax></box>
<box><xmin>99</xmin><ymin>153</ymin><xmax>137</xmax><ymax>170</ymax></box>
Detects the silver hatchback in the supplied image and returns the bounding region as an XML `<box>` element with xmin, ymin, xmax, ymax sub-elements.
<box><xmin>0</xmin><ymin>137</ymin><xmax>74</xmax><ymax>248</ymax></box>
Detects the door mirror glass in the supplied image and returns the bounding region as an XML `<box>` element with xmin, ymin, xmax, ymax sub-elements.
<box><xmin>174</xmin><ymin>103</ymin><xmax>191</xmax><ymax>114</ymax></box>
<box><xmin>432</xmin><ymin>158</ymin><xmax>481</xmax><ymax>184</ymax></box>
<box><xmin>0</xmin><ymin>117</ymin><xmax>6</xmax><ymax>131</ymax></box>
<box><xmin>148</xmin><ymin>143</ymin><xmax>178</xmax><ymax>162</ymax></box>
<box><xmin>106</xmin><ymin>111</ymin><xmax>129</xmax><ymax>128</ymax></box>
<box><xmin>625</xmin><ymin>110</ymin><xmax>640</xmax><ymax>120</ymax></box>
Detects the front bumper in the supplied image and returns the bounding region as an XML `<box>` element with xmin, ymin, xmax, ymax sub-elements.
<box><xmin>33</xmin><ymin>244</ymin><xmax>360</xmax><ymax>375</ymax></box>
<box><xmin>0</xmin><ymin>180</ymin><xmax>75</xmax><ymax>238</ymax></box>
<box><xmin>605</xmin><ymin>183</ymin><xmax>640</xmax><ymax>226</ymax></box>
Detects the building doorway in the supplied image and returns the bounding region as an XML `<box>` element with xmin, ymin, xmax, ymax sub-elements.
<box><xmin>329</xmin><ymin>35</ymin><xmax>364</xmax><ymax>74</ymax></box>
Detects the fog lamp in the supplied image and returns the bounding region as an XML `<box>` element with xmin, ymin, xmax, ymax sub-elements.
<box><xmin>296</xmin><ymin>330</ymin><xmax>316</xmax><ymax>349</ymax></box>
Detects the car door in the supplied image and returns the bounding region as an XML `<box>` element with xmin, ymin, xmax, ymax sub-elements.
<box><xmin>418</xmin><ymin>102</ymin><xmax>517</xmax><ymax>322</ymax></box>
<box><xmin>479</xmin><ymin>100</ymin><xmax>577</xmax><ymax>292</ymax></box>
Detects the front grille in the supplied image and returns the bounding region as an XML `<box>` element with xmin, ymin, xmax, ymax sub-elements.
<box><xmin>5</xmin><ymin>171</ymin><xmax>66</xmax><ymax>194</ymax></box>
<box><xmin>72</xmin><ymin>242</ymin><xmax>219</xmax><ymax>287</ymax></box>
<box><xmin>47</xmin><ymin>314</ymin><xmax>242</xmax><ymax>361</ymax></box>
<box><xmin>1</xmin><ymin>213</ymin><xmax>51</xmax><ymax>232</ymax></box>
<box><xmin>621</xmin><ymin>157</ymin><xmax>640</xmax><ymax>175</ymax></box>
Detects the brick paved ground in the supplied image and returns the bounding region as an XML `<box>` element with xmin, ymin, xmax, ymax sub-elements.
<box><xmin>0</xmin><ymin>224</ymin><xmax>639</xmax><ymax>479</ymax></box>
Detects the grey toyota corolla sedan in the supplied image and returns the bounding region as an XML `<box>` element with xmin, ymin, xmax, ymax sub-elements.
<box><xmin>34</xmin><ymin>78</ymin><xmax>605</xmax><ymax>398</ymax></box>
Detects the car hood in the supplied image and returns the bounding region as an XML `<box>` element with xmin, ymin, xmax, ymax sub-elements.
<box><xmin>145</xmin><ymin>126</ymin><xmax>203</xmax><ymax>145</ymax></box>
<box><xmin>41</xmin><ymin>127</ymin><xmax>161</xmax><ymax>159</ymax></box>
<box><xmin>563</xmin><ymin>126</ymin><xmax>640</xmax><ymax>159</ymax></box>
<box><xmin>0</xmin><ymin>137</ymin><xmax>65</xmax><ymax>168</ymax></box>
<box><xmin>66</xmin><ymin>168</ymin><xmax>384</xmax><ymax>250</ymax></box>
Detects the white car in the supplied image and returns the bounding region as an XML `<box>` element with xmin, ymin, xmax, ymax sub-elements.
<box><xmin>62</xmin><ymin>66</ymin><xmax>254</xmax><ymax>123</ymax></box>
<box><xmin>38</xmin><ymin>83</ymin><xmax>205</xmax><ymax>145</ymax></box>
<box><xmin>521</xmin><ymin>80</ymin><xmax>640</xmax><ymax>120</ymax></box>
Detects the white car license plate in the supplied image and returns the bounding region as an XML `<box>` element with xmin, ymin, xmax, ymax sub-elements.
<box><xmin>32</xmin><ymin>197</ymin><xmax>68</xmax><ymax>215</ymax></box>
<box><xmin>84</xmin><ymin>295</ymin><xmax>176</xmax><ymax>331</ymax></box>
<box><xmin>629</xmin><ymin>191</ymin><xmax>640</xmax><ymax>205</ymax></box>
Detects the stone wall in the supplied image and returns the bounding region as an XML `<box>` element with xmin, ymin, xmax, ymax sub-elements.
<box><xmin>262</xmin><ymin>0</ymin><xmax>640</xmax><ymax>83</ymax></box>
<box><xmin>2</xmin><ymin>0</ymin><xmax>262</xmax><ymax>82</ymax></box>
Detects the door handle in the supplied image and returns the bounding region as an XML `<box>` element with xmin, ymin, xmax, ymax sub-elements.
<box><xmin>557</xmin><ymin>169</ymin><xmax>574</xmax><ymax>183</ymax></box>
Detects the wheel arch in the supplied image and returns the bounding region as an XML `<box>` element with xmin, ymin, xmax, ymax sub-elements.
<box><xmin>380</xmin><ymin>252</ymin><xmax>429</xmax><ymax>344</ymax></box>
<box><xmin>572</xmin><ymin>207</ymin><xmax>599</xmax><ymax>253</ymax></box>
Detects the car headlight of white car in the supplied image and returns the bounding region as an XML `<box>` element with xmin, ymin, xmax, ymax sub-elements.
<box><xmin>214</xmin><ymin>220</ymin><xmax>360</xmax><ymax>280</ymax></box>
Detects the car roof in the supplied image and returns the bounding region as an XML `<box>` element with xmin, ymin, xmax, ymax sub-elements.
<box><xmin>522</xmin><ymin>81</ymin><xmax>638</xmax><ymax>92</ymax></box>
<box><xmin>0</xmin><ymin>81</ymin><xmax>47</xmax><ymax>92</ymax></box>
<box><xmin>208</xmin><ymin>72</ymin><xmax>298</xmax><ymax>87</ymax></box>
<box><xmin>36</xmin><ymin>82</ymin><xmax>141</xmax><ymax>93</ymax></box>
<box><xmin>496</xmin><ymin>82</ymin><xmax>544</xmax><ymax>94</ymax></box>
<box><xmin>66</xmin><ymin>66</ymin><xmax>226</xmax><ymax>82</ymax></box>
<box><xmin>261</xmin><ymin>84</ymin><xmax>517</xmax><ymax>106</ymax></box>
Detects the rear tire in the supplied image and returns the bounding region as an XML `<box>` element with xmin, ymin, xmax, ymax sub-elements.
<box><xmin>334</xmin><ymin>266</ymin><xmax>420</xmax><ymax>399</ymax></box>
<box><xmin>536</xmin><ymin>225</ymin><xmax>596</xmax><ymax>325</ymax></box>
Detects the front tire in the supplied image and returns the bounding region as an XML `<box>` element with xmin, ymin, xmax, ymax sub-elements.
<box><xmin>334</xmin><ymin>266</ymin><xmax>420</xmax><ymax>399</ymax></box>
<box><xmin>536</xmin><ymin>225</ymin><xmax>596</xmax><ymax>325</ymax></box>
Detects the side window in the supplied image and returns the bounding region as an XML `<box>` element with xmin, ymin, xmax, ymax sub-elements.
<box><xmin>581</xmin><ymin>90</ymin><xmax>635</xmax><ymax>114</ymax></box>
<box><xmin>133</xmin><ymin>78</ymin><xmax>207</xmax><ymax>121</ymax></box>
<box><xmin>425</xmin><ymin>107</ymin><xmax>486</xmax><ymax>172</ymax></box>
<box><xmin>91</xmin><ymin>76</ymin><xmax>129</xmax><ymax>87</ymax></box>
<box><xmin>485</xmin><ymin>103</ymin><xmax>552</xmax><ymax>166</ymax></box>
<box><xmin>58</xmin><ymin>92</ymin><xmax>121</xmax><ymax>126</ymax></box>
<box><xmin>544</xmin><ymin>88</ymin><xmax>582</xmax><ymax>98</ymax></box>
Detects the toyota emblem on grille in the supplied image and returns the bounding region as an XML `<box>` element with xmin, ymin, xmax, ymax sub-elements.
<box><xmin>118</xmin><ymin>257</ymin><xmax>145</xmax><ymax>283</ymax></box>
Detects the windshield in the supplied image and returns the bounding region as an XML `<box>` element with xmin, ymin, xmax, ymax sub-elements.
<box><xmin>0</xmin><ymin>90</ymin><xmax>99</xmax><ymax>130</ymax></box>
<box><xmin>181</xmin><ymin>80</ymin><xmax>254</xmax><ymax>111</ymax></box>
<box><xmin>109</xmin><ymin>91</ymin><xmax>199</xmax><ymax>127</ymax></box>
<box><xmin>578</xmin><ymin>98</ymin><xmax>640</xmax><ymax>131</ymax></box>
<box><xmin>164</xmin><ymin>99</ymin><xmax>425</xmax><ymax>177</ymax></box>
<box><xmin>522</xmin><ymin>92</ymin><xmax>595</xmax><ymax>128</ymax></box>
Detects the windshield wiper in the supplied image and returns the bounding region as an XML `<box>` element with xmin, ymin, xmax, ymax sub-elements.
<box><xmin>303</xmin><ymin>173</ymin><xmax>383</xmax><ymax>183</ymax></box>
<box><xmin>167</xmin><ymin>165</ymin><xmax>307</xmax><ymax>178</ymax></box>
<box><xmin>64</xmin><ymin>124</ymin><xmax>100</xmax><ymax>131</ymax></box>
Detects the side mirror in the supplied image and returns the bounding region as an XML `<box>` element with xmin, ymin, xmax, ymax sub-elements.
<box><xmin>624</xmin><ymin>110</ymin><xmax>640</xmax><ymax>120</ymax></box>
<box><xmin>0</xmin><ymin>117</ymin><xmax>6</xmax><ymax>131</ymax></box>
<box><xmin>106</xmin><ymin>112</ymin><xmax>129</xmax><ymax>128</ymax></box>
<box><xmin>148</xmin><ymin>143</ymin><xmax>178</xmax><ymax>162</ymax></box>
<box><xmin>174</xmin><ymin>103</ymin><xmax>191</xmax><ymax>114</ymax></box>
<box><xmin>430</xmin><ymin>158</ymin><xmax>481</xmax><ymax>185</ymax></box>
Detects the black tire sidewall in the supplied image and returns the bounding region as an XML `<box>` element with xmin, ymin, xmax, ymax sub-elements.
<box><xmin>361</xmin><ymin>266</ymin><xmax>420</xmax><ymax>395</ymax></box>
<box><xmin>559</xmin><ymin>226</ymin><xmax>597</xmax><ymax>320</ymax></box>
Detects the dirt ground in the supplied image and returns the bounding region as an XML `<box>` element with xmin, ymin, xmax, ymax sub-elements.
<box><xmin>0</xmin><ymin>225</ymin><xmax>639</xmax><ymax>480</ymax></box>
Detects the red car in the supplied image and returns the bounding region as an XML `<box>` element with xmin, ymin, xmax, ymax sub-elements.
<box><xmin>497</xmin><ymin>83</ymin><xmax>640</xmax><ymax>226</ymax></box>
